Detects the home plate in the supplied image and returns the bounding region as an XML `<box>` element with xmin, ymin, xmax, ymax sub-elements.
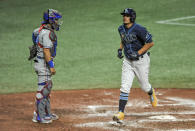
<box><xmin>149</xmin><ymin>115</ymin><xmax>176</xmax><ymax>120</ymax></box>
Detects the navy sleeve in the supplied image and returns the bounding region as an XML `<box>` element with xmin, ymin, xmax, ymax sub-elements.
<box><xmin>137</xmin><ymin>26</ymin><xmax>153</xmax><ymax>43</ymax></box>
<box><xmin>32</xmin><ymin>28</ymin><xmax>39</xmax><ymax>44</ymax></box>
<box><xmin>32</xmin><ymin>33</ymin><xmax>37</xmax><ymax>44</ymax></box>
<box><xmin>118</xmin><ymin>25</ymin><xmax>125</xmax><ymax>42</ymax></box>
<box><xmin>118</xmin><ymin>26</ymin><xmax>122</xmax><ymax>36</ymax></box>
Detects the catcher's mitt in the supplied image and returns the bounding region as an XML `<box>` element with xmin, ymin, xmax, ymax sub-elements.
<box><xmin>28</xmin><ymin>44</ymin><xmax>37</xmax><ymax>61</ymax></box>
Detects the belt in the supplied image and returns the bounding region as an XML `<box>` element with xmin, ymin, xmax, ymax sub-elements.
<box><xmin>141</xmin><ymin>52</ymin><xmax>150</xmax><ymax>58</ymax></box>
<box><xmin>34</xmin><ymin>56</ymin><xmax>44</xmax><ymax>63</ymax></box>
<box><xmin>129</xmin><ymin>52</ymin><xmax>150</xmax><ymax>61</ymax></box>
<box><xmin>37</xmin><ymin>56</ymin><xmax>44</xmax><ymax>59</ymax></box>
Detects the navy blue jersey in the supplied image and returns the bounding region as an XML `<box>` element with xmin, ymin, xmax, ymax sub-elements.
<box><xmin>118</xmin><ymin>23</ymin><xmax>152</xmax><ymax>58</ymax></box>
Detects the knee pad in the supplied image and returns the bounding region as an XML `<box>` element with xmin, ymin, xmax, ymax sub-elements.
<box><xmin>36</xmin><ymin>92</ymin><xmax>43</xmax><ymax>100</ymax></box>
<box><xmin>37</xmin><ymin>80</ymin><xmax>52</xmax><ymax>99</ymax></box>
<box><xmin>42</xmin><ymin>80</ymin><xmax>52</xmax><ymax>97</ymax></box>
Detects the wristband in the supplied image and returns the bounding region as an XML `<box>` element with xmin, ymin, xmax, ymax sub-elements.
<box><xmin>48</xmin><ymin>60</ymin><xmax>54</xmax><ymax>68</ymax></box>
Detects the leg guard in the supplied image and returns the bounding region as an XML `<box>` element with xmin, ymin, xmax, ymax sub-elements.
<box><xmin>35</xmin><ymin>98</ymin><xmax>47</xmax><ymax>120</ymax></box>
<box><xmin>45</xmin><ymin>97</ymin><xmax>51</xmax><ymax>116</ymax></box>
<box><xmin>35</xmin><ymin>80</ymin><xmax>52</xmax><ymax>120</ymax></box>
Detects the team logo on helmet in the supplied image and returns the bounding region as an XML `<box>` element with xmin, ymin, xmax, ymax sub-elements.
<box><xmin>121</xmin><ymin>8</ymin><xmax>136</xmax><ymax>23</ymax></box>
<box><xmin>124</xmin><ymin>9</ymin><xmax>129</xmax><ymax>14</ymax></box>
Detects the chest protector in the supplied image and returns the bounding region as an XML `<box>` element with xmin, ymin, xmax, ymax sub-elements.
<box><xmin>37</xmin><ymin>24</ymin><xmax>58</xmax><ymax>58</ymax></box>
<box><xmin>48</xmin><ymin>30</ymin><xmax>57</xmax><ymax>57</ymax></box>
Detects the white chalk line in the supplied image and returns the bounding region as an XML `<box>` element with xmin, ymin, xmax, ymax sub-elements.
<box><xmin>157</xmin><ymin>16</ymin><xmax>195</xmax><ymax>23</ymax></box>
<box><xmin>139</xmin><ymin>118</ymin><xmax>195</xmax><ymax>123</ymax></box>
<box><xmin>75</xmin><ymin>122</ymin><xmax>127</xmax><ymax>131</ymax></box>
<box><xmin>86</xmin><ymin>96</ymin><xmax>195</xmax><ymax>114</ymax></box>
<box><xmin>104</xmin><ymin>92</ymin><xmax>113</xmax><ymax>96</ymax></box>
<box><xmin>85</xmin><ymin>111</ymin><xmax>195</xmax><ymax>118</ymax></box>
<box><xmin>173</xmin><ymin>130</ymin><xmax>195</xmax><ymax>131</ymax></box>
<box><xmin>75</xmin><ymin>121</ymin><xmax>157</xmax><ymax>131</ymax></box>
<box><xmin>87</xmin><ymin>99</ymin><xmax>150</xmax><ymax>112</ymax></box>
<box><xmin>155</xmin><ymin>91</ymin><xmax>163</xmax><ymax>96</ymax></box>
<box><xmin>75</xmin><ymin>118</ymin><xmax>195</xmax><ymax>131</ymax></box>
<box><xmin>149</xmin><ymin>115</ymin><xmax>176</xmax><ymax>120</ymax></box>
<box><xmin>166</xmin><ymin>97</ymin><xmax>195</xmax><ymax>107</ymax></box>
<box><xmin>157</xmin><ymin>22</ymin><xmax>195</xmax><ymax>26</ymax></box>
<box><xmin>156</xmin><ymin>16</ymin><xmax>195</xmax><ymax>26</ymax></box>
<box><xmin>75</xmin><ymin>96</ymin><xmax>195</xmax><ymax>130</ymax></box>
<box><xmin>75</xmin><ymin>117</ymin><xmax>195</xmax><ymax>131</ymax></box>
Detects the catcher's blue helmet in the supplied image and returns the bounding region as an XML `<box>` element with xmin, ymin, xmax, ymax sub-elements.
<box><xmin>43</xmin><ymin>9</ymin><xmax>62</xmax><ymax>31</ymax></box>
<box><xmin>121</xmin><ymin>8</ymin><xmax>136</xmax><ymax>23</ymax></box>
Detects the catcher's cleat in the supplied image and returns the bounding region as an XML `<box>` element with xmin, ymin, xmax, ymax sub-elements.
<box><xmin>40</xmin><ymin>116</ymin><xmax>53</xmax><ymax>124</ymax></box>
<box><xmin>149</xmin><ymin>88</ymin><xmax>157</xmax><ymax>107</ymax></box>
<box><xmin>32</xmin><ymin>111</ymin><xmax>52</xmax><ymax>124</ymax></box>
<box><xmin>112</xmin><ymin>112</ymin><xmax>124</xmax><ymax>124</ymax></box>
<box><xmin>32</xmin><ymin>111</ymin><xmax>39</xmax><ymax>123</ymax></box>
<box><xmin>47</xmin><ymin>113</ymin><xmax>59</xmax><ymax>121</ymax></box>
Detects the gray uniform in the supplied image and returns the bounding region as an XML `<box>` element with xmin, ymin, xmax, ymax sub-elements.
<box><xmin>33</xmin><ymin>25</ymin><xmax>57</xmax><ymax>120</ymax></box>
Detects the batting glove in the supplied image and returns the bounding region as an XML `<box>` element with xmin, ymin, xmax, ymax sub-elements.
<box><xmin>117</xmin><ymin>49</ymin><xmax>124</xmax><ymax>59</ymax></box>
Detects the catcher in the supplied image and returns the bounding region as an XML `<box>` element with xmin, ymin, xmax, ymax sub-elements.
<box><xmin>29</xmin><ymin>9</ymin><xmax>62</xmax><ymax>124</ymax></box>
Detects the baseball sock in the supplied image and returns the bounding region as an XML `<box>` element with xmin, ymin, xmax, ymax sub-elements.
<box><xmin>119</xmin><ymin>92</ymin><xmax>128</xmax><ymax>112</ymax></box>
<box><xmin>148</xmin><ymin>87</ymin><xmax>153</xmax><ymax>96</ymax></box>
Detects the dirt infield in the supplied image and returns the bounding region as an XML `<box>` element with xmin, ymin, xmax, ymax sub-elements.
<box><xmin>0</xmin><ymin>88</ymin><xmax>195</xmax><ymax>131</ymax></box>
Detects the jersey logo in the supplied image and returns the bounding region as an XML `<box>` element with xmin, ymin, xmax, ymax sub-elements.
<box><xmin>121</xmin><ymin>33</ymin><xmax>137</xmax><ymax>44</ymax></box>
<box><xmin>146</xmin><ymin>32</ymin><xmax>150</xmax><ymax>39</ymax></box>
<box><xmin>145</xmin><ymin>32</ymin><xmax>152</xmax><ymax>43</ymax></box>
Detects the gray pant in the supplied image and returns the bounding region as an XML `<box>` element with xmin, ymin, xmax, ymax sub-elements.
<box><xmin>34</xmin><ymin>58</ymin><xmax>52</xmax><ymax>119</ymax></box>
<box><xmin>120</xmin><ymin>53</ymin><xmax>152</xmax><ymax>94</ymax></box>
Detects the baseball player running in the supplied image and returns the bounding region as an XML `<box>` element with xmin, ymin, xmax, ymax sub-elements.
<box><xmin>31</xmin><ymin>9</ymin><xmax>62</xmax><ymax>124</ymax></box>
<box><xmin>113</xmin><ymin>8</ymin><xmax>157</xmax><ymax>124</ymax></box>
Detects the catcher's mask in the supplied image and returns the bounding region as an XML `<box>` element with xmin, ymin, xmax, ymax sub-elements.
<box><xmin>43</xmin><ymin>9</ymin><xmax>62</xmax><ymax>31</ymax></box>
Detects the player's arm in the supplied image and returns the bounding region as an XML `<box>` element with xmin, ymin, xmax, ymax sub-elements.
<box><xmin>119</xmin><ymin>42</ymin><xmax>124</xmax><ymax>49</ymax></box>
<box><xmin>43</xmin><ymin>48</ymin><xmax>56</xmax><ymax>75</ymax></box>
<box><xmin>137</xmin><ymin>26</ymin><xmax>154</xmax><ymax>56</ymax></box>
<box><xmin>138</xmin><ymin>42</ymin><xmax>154</xmax><ymax>55</ymax></box>
<box><xmin>117</xmin><ymin>26</ymin><xmax>125</xmax><ymax>59</ymax></box>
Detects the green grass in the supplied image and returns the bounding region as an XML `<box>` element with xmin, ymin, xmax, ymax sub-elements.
<box><xmin>180</xmin><ymin>18</ymin><xmax>195</xmax><ymax>24</ymax></box>
<box><xmin>0</xmin><ymin>0</ymin><xmax>195</xmax><ymax>94</ymax></box>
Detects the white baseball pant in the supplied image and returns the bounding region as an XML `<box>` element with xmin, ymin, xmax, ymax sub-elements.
<box><xmin>120</xmin><ymin>53</ymin><xmax>152</xmax><ymax>94</ymax></box>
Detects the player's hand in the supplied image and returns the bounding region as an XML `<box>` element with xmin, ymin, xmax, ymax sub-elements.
<box><xmin>50</xmin><ymin>68</ymin><xmax>56</xmax><ymax>75</ymax></box>
<box><xmin>117</xmin><ymin>49</ymin><xmax>124</xmax><ymax>59</ymax></box>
